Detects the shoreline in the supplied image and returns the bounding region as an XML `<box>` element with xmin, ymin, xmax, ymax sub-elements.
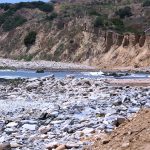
<box><xmin>1</xmin><ymin>58</ymin><xmax>150</xmax><ymax>73</ymax></box>
<box><xmin>0</xmin><ymin>58</ymin><xmax>97</xmax><ymax>72</ymax></box>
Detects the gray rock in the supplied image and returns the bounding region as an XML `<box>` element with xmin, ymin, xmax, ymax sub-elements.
<box><xmin>22</xmin><ymin>124</ymin><xmax>37</xmax><ymax>131</ymax></box>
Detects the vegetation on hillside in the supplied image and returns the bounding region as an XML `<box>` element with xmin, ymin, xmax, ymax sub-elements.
<box><xmin>2</xmin><ymin>15</ymin><xmax>27</xmax><ymax>31</ymax></box>
<box><xmin>0</xmin><ymin>1</ymin><xmax>54</xmax><ymax>12</ymax></box>
<box><xmin>0</xmin><ymin>0</ymin><xmax>149</xmax><ymax>35</ymax></box>
<box><xmin>24</xmin><ymin>31</ymin><xmax>37</xmax><ymax>47</ymax></box>
<box><xmin>0</xmin><ymin>1</ymin><xmax>54</xmax><ymax>32</ymax></box>
<box><xmin>143</xmin><ymin>0</ymin><xmax>150</xmax><ymax>7</ymax></box>
<box><xmin>115</xmin><ymin>6</ymin><xmax>132</xmax><ymax>19</ymax></box>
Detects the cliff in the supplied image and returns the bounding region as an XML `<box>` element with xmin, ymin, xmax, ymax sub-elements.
<box><xmin>0</xmin><ymin>1</ymin><xmax>149</xmax><ymax>69</ymax></box>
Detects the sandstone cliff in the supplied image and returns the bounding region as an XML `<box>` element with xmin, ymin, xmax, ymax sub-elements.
<box><xmin>0</xmin><ymin>1</ymin><xmax>149</xmax><ymax>69</ymax></box>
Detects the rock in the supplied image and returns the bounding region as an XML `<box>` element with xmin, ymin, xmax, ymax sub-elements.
<box><xmin>6</xmin><ymin>122</ymin><xmax>18</xmax><ymax>127</ymax></box>
<box><xmin>59</xmin><ymin>81</ymin><xmax>65</xmax><ymax>86</ymax></box>
<box><xmin>10</xmin><ymin>142</ymin><xmax>21</xmax><ymax>148</ymax></box>
<box><xmin>55</xmin><ymin>145</ymin><xmax>66</xmax><ymax>150</ymax></box>
<box><xmin>66</xmin><ymin>74</ymin><xmax>75</xmax><ymax>79</ymax></box>
<box><xmin>40</xmin><ymin>134</ymin><xmax>48</xmax><ymax>139</ymax></box>
<box><xmin>38</xmin><ymin>125</ymin><xmax>51</xmax><ymax>134</ymax></box>
<box><xmin>39</xmin><ymin>112</ymin><xmax>48</xmax><ymax>120</ymax></box>
<box><xmin>22</xmin><ymin>124</ymin><xmax>37</xmax><ymax>131</ymax></box>
<box><xmin>0</xmin><ymin>142</ymin><xmax>11</xmax><ymax>150</ymax></box>
<box><xmin>0</xmin><ymin>137</ymin><xmax>5</xmax><ymax>143</ymax></box>
<box><xmin>50</xmin><ymin>111</ymin><xmax>59</xmax><ymax>117</ymax></box>
<box><xmin>113</xmin><ymin>100</ymin><xmax>122</xmax><ymax>106</ymax></box>
<box><xmin>36</xmin><ymin>69</ymin><xmax>44</xmax><ymax>73</ymax></box>
<box><xmin>4</xmin><ymin>128</ymin><xmax>16</xmax><ymax>134</ymax></box>
<box><xmin>115</xmin><ymin>116</ymin><xmax>126</xmax><ymax>126</ymax></box>
<box><xmin>66</xmin><ymin>142</ymin><xmax>80</xmax><ymax>148</ymax></box>
<box><xmin>26</xmin><ymin>82</ymin><xmax>39</xmax><ymax>90</ymax></box>
<box><xmin>46</xmin><ymin>142</ymin><xmax>58</xmax><ymax>150</ymax></box>
<box><xmin>101</xmin><ymin>139</ymin><xmax>110</xmax><ymax>144</ymax></box>
<box><xmin>121</xmin><ymin>141</ymin><xmax>130</xmax><ymax>148</ymax></box>
<box><xmin>82</xmin><ymin>128</ymin><xmax>95</xmax><ymax>134</ymax></box>
<box><xmin>127</xmin><ymin>107</ymin><xmax>140</xmax><ymax>113</ymax></box>
<box><xmin>83</xmin><ymin>80</ymin><xmax>91</xmax><ymax>86</ymax></box>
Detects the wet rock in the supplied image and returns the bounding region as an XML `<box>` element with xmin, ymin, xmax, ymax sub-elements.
<box><xmin>36</xmin><ymin>69</ymin><xmax>44</xmax><ymax>73</ymax></box>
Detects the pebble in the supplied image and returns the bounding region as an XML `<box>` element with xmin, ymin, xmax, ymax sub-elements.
<box><xmin>6</xmin><ymin>122</ymin><xmax>18</xmax><ymax>128</ymax></box>
<box><xmin>0</xmin><ymin>142</ymin><xmax>11</xmax><ymax>150</ymax></box>
<box><xmin>22</xmin><ymin>124</ymin><xmax>37</xmax><ymax>131</ymax></box>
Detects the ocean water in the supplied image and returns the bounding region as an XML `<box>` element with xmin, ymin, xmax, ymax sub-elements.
<box><xmin>0</xmin><ymin>69</ymin><xmax>150</xmax><ymax>79</ymax></box>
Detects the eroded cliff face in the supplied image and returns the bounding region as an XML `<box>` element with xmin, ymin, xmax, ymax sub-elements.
<box><xmin>0</xmin><ymin>17</ymin><xmax>149</xmax><ymax>69</ymax></box>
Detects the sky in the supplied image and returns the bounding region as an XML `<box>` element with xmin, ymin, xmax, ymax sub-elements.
<box><xmin>0</xmin><ymin>0</ymin><xmax>49</xmax><ymax>3</ymax></box>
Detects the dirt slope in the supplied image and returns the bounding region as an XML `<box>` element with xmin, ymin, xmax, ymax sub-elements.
<box><xmin>93</xmin><ymin>109</ymin><xmax>150</xmax><ymax>150</ymax></box>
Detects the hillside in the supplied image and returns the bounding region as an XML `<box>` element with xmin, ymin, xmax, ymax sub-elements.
<box><xmin>93</xmin><ymin>109</ymin><xmax>150</xmax><ymax>150</ymax></box>
<box><xmin>0</xmin><ymin>0</ymin><xmax>150</xmax><ymax>68</ymax></box>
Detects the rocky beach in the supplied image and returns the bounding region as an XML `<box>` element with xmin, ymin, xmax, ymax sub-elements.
<box><xmin>0</xmin><ymin>68</ymin><xmax>149</xmax><ymax>149</ymax></box>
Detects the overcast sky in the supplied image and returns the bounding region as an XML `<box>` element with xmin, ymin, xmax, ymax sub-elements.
<box><xmin>0</xmin><ymin>0</ymin><xmax>49</xmax><ymax>3</ymax></box>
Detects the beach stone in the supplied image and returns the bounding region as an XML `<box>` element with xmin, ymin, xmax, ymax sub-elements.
<box><xmin>6</xmin><ymin>122</ymin><xmax>18</xmax><ymax>128</ymax></box>
<box><xmin>4</xmin><ymin>128</ymin><xmax>16</xmax><ymax>134</ymax></box>
<box><xmin>115</xmin><ymin>116</ymin><xmax>126</xmax><ymax>126</ymax></box>
<box><xmin>82</xmin><ymin>128</ymin><xmax>95</xmax><ymax>134</ymax></box>
<box><xmin>46</xmin><ymin>142</ymin><xmax>58</xmax><ymax>150</ymax></box>
<box><xmin>0</xmin><ymin>142</ymin><xmax>11</xmax><ymax>150</ymax></box>
<box><xmin>113</xmin><ymin>100</ymin><xmax>122</xmax><ymax>106</ymax></box>
<box><xmin>36</xmin><ymin>69</ymin><xmax>44</xmax><ymax>73</ymax></box>
<box><xmin>38</xmin><ymin>125</ymin><xmax>51</xmax><ymax>134</ymax></box>
<box><xmin>121</xmin><ymin>141</ymin><xmax>130</xmax><ymax>148</ymax></box>
<box><xmin>22</xmin><ymin>124</ymin><xmax>37</xmax><ymax>131</ymax></box>
<box><xmin>66</xmin><ymin>142</ymin><xmax>80</xmax><ymax>148</ymax></box>
<box><xmin>26</xmin><ymin>82</ymin><xmax>39</xmax><ymax>90</ymax></box>
<box><xmin>10</xmin><ymin>142</ymin><xmax>21</xmax><ymax>148</ymax></box>
<box><xmin>66</xmin><ymin>75</ymin><xmax>75</xmax><ymax>79</ymax></box>
<box><xmin>55</xmin><ymin>145</ymin><xmax>66</xmax><ymax>150</ymax></box>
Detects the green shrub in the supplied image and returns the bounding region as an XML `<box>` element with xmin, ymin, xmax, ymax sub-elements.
<box><xmin>24</xmin><ymin>31</ymin><xmax>37</xmax><ymax>47</ymax></box>
<box><xmin>17</xmin><ymin>55</ymin><xmax>33</xmax><ymax>61</ymax></box>
<box><xmin>0</xmin><ymin>3</ymin><xmax>11</xmax><ymax>11</ymax></box>
<box><xmin>88</xmin><ymin>9</ymin><xmax>100</xmax><ymax>16</ymax></box>
<box><xmin>111</xmin><ymin>18</ymin><xmax>125</xmax><ymax>31</ymax></box>
<box><xmin>2</xmin><ymin>15</ymin><xmax>27</xmax><ymax>31</ymax></box>
<box><xmin>143</xmin><ymin>0</ymin><xmax>150</xmax><ymax>7</ymax></box>
<box><xmin>46</xmin><ymin>12</ymin><xmax>57</xmax><ymax>21</ymax></box>
<box><xmin>115</xmin><ymin>6</ymin><xmax>132</xmax><ymax>19</ymax></box>
<box><xmin>0</xmin><ymin>10</ymin><xmax>15</xmax><ymax>26</ymax></box>
<box><xmin>94</xmin><ymin>16</ymin><xmax>104</xmax><ymax>27</ymax></box>
<box><xmin>0</xmin><ymin>1</ymin><xmax>54</xmax><ymax>13</ymax></box>
<box><xmin>57</xmin><ymin>21</ymin><xmax>64</xmax><ymax>30</ymax></box>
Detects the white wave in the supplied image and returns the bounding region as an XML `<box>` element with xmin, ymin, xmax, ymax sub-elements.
<box><xmin>129</xmin><ymin>74</ymin><xmax>147</xmax><ymax>78</ymax></box>
<box><xmin>82</xmin><ymin>71</ymin><xmax>104</xmax><ymax>76</ymax></box>
<box><xmin>0</xmin><ymin>69</ymin><xmax>15</xmax><ymax>72</ymax></box>
<box><xmin>0</xmin><ymin>76</ymin><xmax>25</xmax><ymax>79</ymax></box>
